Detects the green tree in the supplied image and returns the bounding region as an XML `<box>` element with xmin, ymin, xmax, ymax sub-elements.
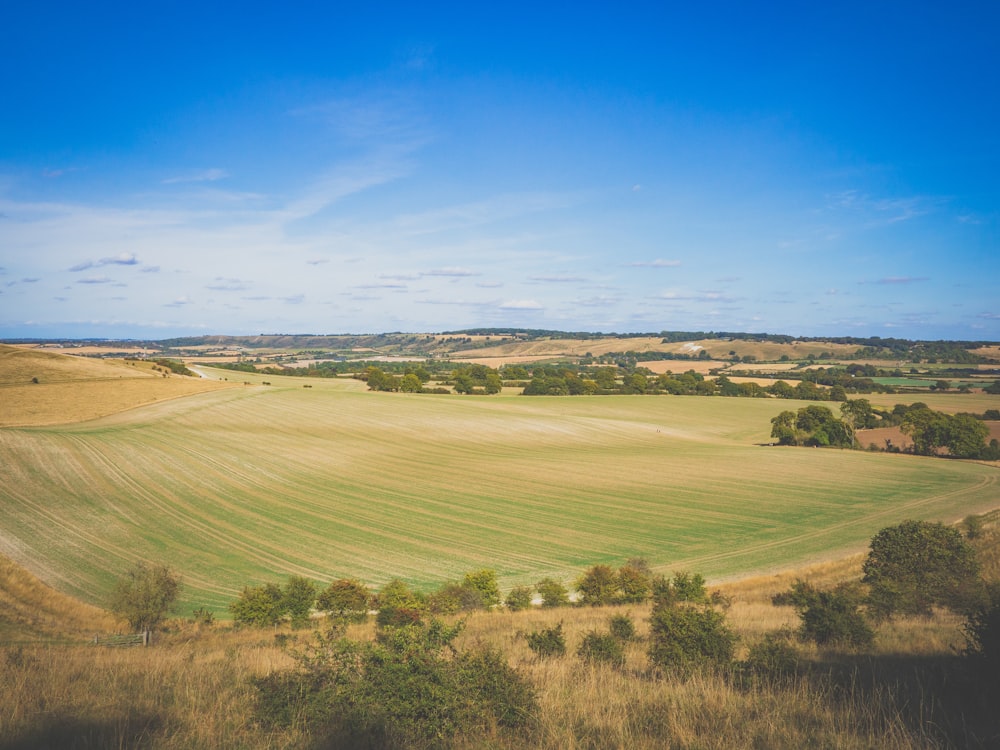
<box><xmin>110</xmin><ymin>562</ymin><xmax>181</xmax><ymax>632</ymax></box>
<box><xmin>282</xmin><ymin>576</ymin><xmax>318</xmax><ymax>629</ymax></box>
<box><xmin>617</xmin><ymin>563</ymin><xmax>652</xmax><ymax>603</ymax></box>
<box><xmin>375</xmin><ymin>579</ymin><xmax>427</xmax><ymax>628</ymax></box>
<box><xmin>399</xmin><ymin>373</ymin><xmax>423</xmax><ymax>392</ymax></box>
<box><xmin>576</xmin><ymin>564</ymin><xmax>619</xmax><ymax>606</ymax></box>
<box><xmin>505</xmin><ymin>585</ymin><xmax>534</xmax><ymax>612</ymax></box>
<box><xmin>901</xmin><ymin>405</ymin><xmax>950</xmax><ymax>455</ymax></box>
<box><xmin>770</xmin><ymin>410</ymin><xmax>798</xmax><ymax>445</ymax></box>
<box><xmin>536</xmin><ymin>578</ymin><xmax>569</xmax><ymax>608</ymax></box>
<box><xmin>317</xmin><ymin>579</ymin><xmax>370</xmax><ymax>623</ymax></box>
<box><xmin>945</xmin><ymin>414</ymin><xmax>990</xmax><ymax>458</ymax></box>
<box><xmin>840</xmin><ymin>398</ymin><xmax>877</xmax><ymax>429</ymax></box>
<box><xmin>462</xmin><ymin>569</ymin><xmax>501</xmax><ymax>608</ymax></box>
<box><xmin>230</xmin><ymin>583</ymin><xmax>286</xmax><ymax>627</ymax></box>
<box><xmin>862</xmin><ymin>520</ymin><xmax>982</xmax><ymax>619</ymax></box>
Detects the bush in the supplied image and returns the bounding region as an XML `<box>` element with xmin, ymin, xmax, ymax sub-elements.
<box><xmin>577</xmin><ymin>631</ymin><xmax>625</xmax><ymax>668</ymax></box>
<box><xmin>964</xmin><ymin>583</ymin><xmax>1000</xmax><ymax>675</ymax></box>
<box><xmin>862</xmin><ymin>520</ymin><xmax>982</xmax><ymax>619</ymax></box>
<box><xmin>375</xmin><ymin>579</ymin><xmax>427</xmax><ymax>628</ymax></box>
<box><xmin>283</xmin><ymin>576</ymin><xmax>317</xmax><ymax>629</ymax></box>
<box><xmin>576</xmin><ymin>564</ymin><xmax>619</xmax><ymax>606</ymax></box>
<box><xmin>427</xmin><ymin>582</ymin><xmax>485</xmax><ymax>614</ymax></box>
<box><xmin>230</xmin><ymin>583</ymin><xmax>285</xmax><ymax>627</ymax></box>
<box><xmin>647</xmin><ymin>600</ymin><xmax>736</xmax><ymax>671</ymax></box>
<box><xmin>462</xmin><ymin>569</ymin><xmax>501</xmax><ymax>608</ymax></box>
<box><xmin>256</xmin><ymin>618</ymin><xmax>538</xmax><ymax>748</ymax></box>
<box><xmin>652</xmin><ymin>571</ymin><xmax>708</xmax><ymax>605</ymax></box>
<box><xmin>609</xmin><ymin>613</ymin><xmax>637</xmax><ymax>642</ymax></box>
<box><xmin>617</xmin><ymin>563</ymin><xmax>652</xmax><ymax>603</ymax></box>
<box><xmin>745</xmin><ymin>629</ymin><xmax>800</xmax><ymax>674</ymax></box>
<box><xmin>110</xmin><ymin>562</ymin><xmax>181</xmax><ymax>632</ymax></box>
<box><xmin>536</xmin><ymin>577</ymin><xmax>570</xmax><ymax>608</ymax></box>
<box><xmin>316</xmin><ymin>578</ymin><xmax>370</xmax><ymax>623</ymax></box>
<box><xmin>773</xmin><ymin>580</ymin><xmax>875</xmax><ymax>649</ymax></box>
<box><xmin>191</xmin><ymin>607</ymin><xmax>215</xmax><ymax>626</ymax></box>
<box><xmin>525</xmin><ymin>623</ymin><xmax>566</xmax><ymax>659</ymax></box>
<box><xmin>505</xmin><ymin>585</ymin><xmax>534</xmax><ymax>612</ymax></box>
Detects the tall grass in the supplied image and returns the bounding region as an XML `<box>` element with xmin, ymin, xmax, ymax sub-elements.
<box><xmin>5</xmin><ymin>528</ymin><xmax>997</xmax><ymax>749</ymax></box>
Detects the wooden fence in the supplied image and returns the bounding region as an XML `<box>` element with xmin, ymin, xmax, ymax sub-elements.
<box><xmin>93</xmin><ymin>630</ymin><xmax>149</xmax><ymax>647</ymax></box>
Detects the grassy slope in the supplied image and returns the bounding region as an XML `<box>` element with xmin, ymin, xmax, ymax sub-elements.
<box><xmin>2</xmin><ymin>365</ymin><xmax>997</xmax><ymax>615</ymax></box>
<box><xmin>0</xmin><ymin>344</ymin><xmax>232</xmax><ymax>426</ymax></box>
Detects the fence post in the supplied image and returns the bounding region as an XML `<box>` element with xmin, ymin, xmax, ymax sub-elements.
<box><xmin>142</xmin><ymin>630</ymin><xmax>150</xmax><ymax>646</ymax></box>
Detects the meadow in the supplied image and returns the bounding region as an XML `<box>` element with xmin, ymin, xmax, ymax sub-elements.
<box><xmin>1</xmin><ymin>360</ymin><xmax>996</xmax><ymax>616</ymax></box>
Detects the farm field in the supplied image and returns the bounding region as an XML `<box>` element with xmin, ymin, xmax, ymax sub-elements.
<box><xmin>2</xmin><ymin>364</ymin><xmax>998</xmax><ymax>616</ymax></box>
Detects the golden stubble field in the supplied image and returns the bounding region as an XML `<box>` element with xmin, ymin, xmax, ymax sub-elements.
<box><xmin>0</xmin><ymin>345</ymin><xmax>233</xmax><ymax>426</ymax></box>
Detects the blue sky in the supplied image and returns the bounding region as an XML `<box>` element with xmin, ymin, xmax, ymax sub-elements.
<box><xmin>1</xmin><ymin>3</ymin><xmax>997</xmax><ymax>340</ymax></box>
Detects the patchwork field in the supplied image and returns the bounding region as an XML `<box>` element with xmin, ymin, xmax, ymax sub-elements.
<box><xmin>2</xmin><ymin>363</ymin><xmax>998</xmax><ymax>617</ymax></box>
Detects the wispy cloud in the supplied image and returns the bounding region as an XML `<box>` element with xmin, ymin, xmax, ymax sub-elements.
<box><xmin>625</xmin><ymin>259</ymin><xmax>681</xmax><ymax>268</ymax></box>
<box><xmin>874</xmin><ymin>276</ymin><xmax>929</xmax><ymax>285</ymax></box>
<box><xmin>162</xmin><ymin>168</ymin><xmax>229</xmax><ymax>185</ymax></box>
<box><xmin>499</xmin><ymin>299</ymin><xmax>543</xmax><ymax>310</ymax></box>
<box><xmin>424</xmin><ymin>267</ymin><xmax>479</xmax><ymax>278</ymax></box>
<box><xmin>828</xmin><ymin>190</ymin><xmax>932</xmax><ymax>225</ymax></box>
<box><xmin>69</xmin><ymin>252</ymin><xmax>139</xmax><ymax>272</ymax></box>
<box><xmin>76</xmin><ymin>275</ymin><xmax>113</xmax><ymax>284</ymax></box>
<box><xmin>206</xmin><ymin>277</ymin><xmax>249</xmax><ymax>291</ymax></box>
<box><xmin>165</xmin><ymin>295</ymin><xmax>194</xmax><ymax>307</ymax></box>
<box><xmin>528</xmin><ymin>274</ymin><xmax>586</xmax><ymax>283</ymax></box>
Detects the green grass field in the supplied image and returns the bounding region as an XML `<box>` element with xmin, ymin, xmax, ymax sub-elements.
<box><xmin>2</xmin><ymin>370</ymin><xmax>997</xmax><ymax>615</ymax></box>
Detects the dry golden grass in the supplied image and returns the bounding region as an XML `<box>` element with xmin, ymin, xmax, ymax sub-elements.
<box><xmin>0</xmin><ymin>554</ymin><xmax>114</xmax><ymax>642</ymax></box>
<box><xmin>0</xmin><ymin>345</ymin><xmax>234</xmax><ymax>426</ymax></box>
<box><xmin>3</xmin><ymin>520</ymin><xmax>998</xmax><ymax>750</ymax></box>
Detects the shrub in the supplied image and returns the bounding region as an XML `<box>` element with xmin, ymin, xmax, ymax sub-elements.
<box><xmin>609</xmin><ymin>613</ymin><xmax>637</xmax><ymax>642</ymax></box>
<box><xmin>964</xmin><ymin>583</ymin><xmax>1000</xmax><ymax>674</ymax></box>
<box><xmin>375</xmin><ymin>579</ymin><xmax>427</xmax><ymax>628</ymax></box>
<box><xmin>863</xmin><ymin>520</ymin><xmax>982</xmax><ymax>619</ymax></box>
<box><xmin>316</xmin><ymin>578</ymin><xmax>370</xmax><ymax>623</ymax></box>
<box><xmin>745</xmin><ymin>629</ymin><xmax>800</xmax><ymax>674</ymax></box>
<box><xmin>462</xmin><ymin>569</ymin><xmax>501</xmax><ymax>608</ymax></box>
<box><xmin>505</xmin><ymin>585</ymin><xmax>534</xmax><ymax>612</ymax></box>
<box><xmin>256</xmin><ymin>618</ymin><xmax>538</xmax><ymax>747</ymax></box>
<box><xmin>576</xmin><ymin>564</ymin><xmax>619</xmax><ymax>606</ymax></box>
<box><xmin>774</xmin><ymin>580</ymin><xmax>873</xmax><ymax>649</ymax></box>
<box><xmin>577</xmin><ymin>631</ymin><xmax>625</xmax><ymax>668</ymax></box>
<box><xmin>617</xmin><ymin>563</ymin><xmax>652</xmax><ymax>603</ymax></box>
<box><xmin>230</xmin><ymin>583</ymin><xmax>285</xmax><ymax>627</ymax></box>
<box><xmin>651</xmin><ymin>571</ymin><xmax>708</xmax><ymax>605</ymax></box>
<box><xmin>536</xmin><ymin>577</ymin><xmax>570</xmax><ymax>608</ymax></box>
<box><xmin>427</xmin><ymin>582</ymin><xmax>484</xmax><ymax>614</ymax></box>
<box><xmin>191</xmin><ymin>607</ymin><xmax>215</xmax><ymax>626</ymax></box>
<box><xmin>283</xmin><ymin>576</ymin><xmax>318</xmax><ymax>629</ymax></box>
<box><xmin>648</xmin><ymin>600</ymin><xmax>736</xmax><ymax>671</ymax></box>
<box><xmin>671</xmin><ymin>571</ymin><xmax>708</xmax><ymax>602</ymax></box>
<box><xmin>525</xmin><ymin>623</ymin><xmax>566</xmax><ymax>659</ymax></box>
<box><xmin>110</xmin><ymin>561</ymin><xmax>181</xmax><ymax>632</ymax></box>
